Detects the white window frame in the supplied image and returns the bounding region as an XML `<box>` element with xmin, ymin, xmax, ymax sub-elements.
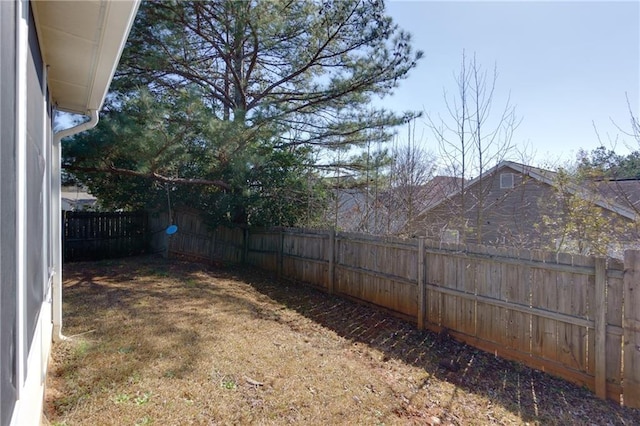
<box><xmin>500</xmin><ymin>173</ymin><xmax>514</xmax><ymax>189</ymax></box>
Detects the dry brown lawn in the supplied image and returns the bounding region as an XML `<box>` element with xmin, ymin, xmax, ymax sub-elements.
<box><xmin>44</xmin><ymin>255</ymin><xmax>640</xmax><ymax>425</ymax></box>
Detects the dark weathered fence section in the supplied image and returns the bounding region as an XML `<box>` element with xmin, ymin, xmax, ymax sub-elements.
<box><xmin>153</xmin><ymin>208</ymin><xmax>640</xmax><ymax>408</ymax></box>
<box><xmin>63</xmin><ymin>211</ymin><xmax>148</xmax><ymax>262</ymax></box>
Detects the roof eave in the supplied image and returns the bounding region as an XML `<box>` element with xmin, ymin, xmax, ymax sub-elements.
<box><xmin>32</xmin><ymin>0</ymin><xmax>140</xmax><ymax>116</ymax></box>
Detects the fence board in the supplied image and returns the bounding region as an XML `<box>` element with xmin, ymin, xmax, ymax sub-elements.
<box><xmin>623</xmin><ymin>250</ymin><xmax>640</xmax><ymax>408</ymax></box>
<box><xmin>504</xmin><ymin>251</ymin><xmax>531</xmax><ymax>354</ymax></box>
<box><xmin>573</xmin><ymin>256</ymin><xmax>597</xmax><ymax>378</ymax></box>
<box><xmin>281</xmin><ymin>232</ymin><xmax>329</xmax><ymax>287</ymax></box>
<box><xmin>531</xmin><ymin>268</ymin><xmax>559</xmax><ymax>363</ymax></box>
<box><xmin>556</xmin><ymin>271</ymin><xmax>584</xmax><ymax>372</ymax></box>
<box><xmin>457</xmin><ymin>256</ymin><xmax>476</xmax><ymax>337</ymax></box>
<box><xmin>440</xmin><ymin>251</ymin><xmax>461</xmax><ymax>332</ymax></box>
<box><xmin>417</xmin><ymin>238</ymin><xmax>425</xmax><ymax>329</ymax></box>
<box><xmin>476</xmin><ymin>257</ymin><xmax>504</xmax><ymax>347</ymax></box>
<box><xmin>594</xmin><ymin>258</ymin><xmax>607</xmax><ymax>399</ymax></box>
<box><xmin>606</xmin><ymin>259</ymin><xmax>624</xmax><ymax>401</ymax></box>
<box><xmin>247</xmin><ymin>231</ymin><xmax>279</xmax><ymax>271</ymax></box>
<box><xmin>425</xmin><ymin>252</ymin><xmax>443</xmax><ymax>326</ymax></box>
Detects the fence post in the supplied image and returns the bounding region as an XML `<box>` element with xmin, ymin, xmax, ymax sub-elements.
<box><xmin>277</xmin><ymin>229</ymin><xmax>284</xmax><ymax>278</ymax></box>
<box><xmin>623</xmin><ymin>249</ymin><xmax>640</xmax><ymax>408</ymax></box>
<box><xmin>417</xmin><ymin>238</ymin><xmax>425</xmax><ymax>329</ymax></box>
<box><xmin>594</xmin><ymin>257</ymin><xmax>606</xmax><ymax>400</ymax></box>
<box><xmin>242</xmin><ymin>227</ymin><xmax>249</xmax><ymax>265</ymax></box>
<box><xmin>328</xmin><ymin>229</ymin><xmax>335</xmax><ymax>294</ymax></box>
<box><xmin>209</xmin><ymin>226</ymin><xmax>217</xmax><ymax>264</ymax></box>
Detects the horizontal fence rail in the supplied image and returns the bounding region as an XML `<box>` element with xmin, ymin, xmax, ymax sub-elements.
<box><xmin>154</xmin><ymin>208</ymin><xmax>640</xmax><ymax>408</ymax></box>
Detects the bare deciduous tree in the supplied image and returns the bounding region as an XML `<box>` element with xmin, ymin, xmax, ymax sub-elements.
<box><xmin>388</xmin><ymin>119</ymin><xmax>437</xmax><ymax>235</ymax></box>
<box><xmin>427</xmin><ymin>50</ymin><xmax>521</xmax><ymax>243</ymax></box>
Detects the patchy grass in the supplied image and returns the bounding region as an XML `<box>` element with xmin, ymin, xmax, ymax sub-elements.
<box><xmin>44</xmin><ymin>255</ymin><xmax>640</xmax><ymax>425</ymax></box>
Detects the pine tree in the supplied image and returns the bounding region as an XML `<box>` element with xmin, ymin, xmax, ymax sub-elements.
<box><xmin>64</xmin><ymin>0</ymin><xmax>422</xmax><ymax>226</ymax></box>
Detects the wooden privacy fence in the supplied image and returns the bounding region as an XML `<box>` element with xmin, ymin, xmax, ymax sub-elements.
<box><xmin>63</xmin><ymin>211</ymin><xmax>148</xmax><ymax>262</ymax></box>
<box><xmin>159</xmin><ymin>209</ymin><xmax>640</xmax><ymax>408</ymax></box>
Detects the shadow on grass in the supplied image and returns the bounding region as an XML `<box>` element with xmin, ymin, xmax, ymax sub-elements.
<box><xmin>235</xmin><ymin>266</ymin><xmax>639</xmax><ymax>425</ymax></box>
<box><xmin>52</xmin><ymin>256</ymin><xmax>273</xmax><ymax>418</ymax></box>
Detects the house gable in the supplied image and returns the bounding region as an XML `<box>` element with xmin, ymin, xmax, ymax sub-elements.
<box><xmin>413</xmin><ymin>161</ymin><xmax>639</xmax><ymax>251</ymax></box>
<box><xmin>414</xmin><ymin>163</ymin><xmax>556</xmax><ymax>245</ymax></box>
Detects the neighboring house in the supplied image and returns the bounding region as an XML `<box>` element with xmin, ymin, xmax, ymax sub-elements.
<box><xmin>61</xmin><ymin>186</ymin><xmax>98</xmax><ymax>211</ymax></box>
<box><xmin>327</xmin><ymin>186</ymin><xmax>402</xmax><ymax>234</ymax></box>
<box><xmin>394</xmin><ymin>176</ymin><xmax>463</xmax><ymax>235</ymax></box>
<box><xmin>330</xmin><ymin>187</ymin><xmax>377</xmax><ymax>232</ymax></box>
<box><xmin>411</xmin><ymin>161</ymin><xmax>640</xmax><ymax>255</ymax></box>
<box><xmin>330</xmin><ymin>176</ymin><xmax>463</xmax><ymax>235</ymax></box>
<box><xmin>0</xmin><ymin>2</ymin><xmax>138</xmax><ymax>425</ymax></box>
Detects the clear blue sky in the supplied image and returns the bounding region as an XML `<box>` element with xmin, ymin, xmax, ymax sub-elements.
<box><xmin>383</xmin><ymin>0</ymin><xmax>640</xmax><ymax>168</ymax></box>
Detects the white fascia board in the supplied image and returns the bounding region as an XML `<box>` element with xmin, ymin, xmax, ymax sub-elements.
<box><xmin>86</xmin><ymin>0</ymin><xmax>140</xmax><ymax>112</ymax></box>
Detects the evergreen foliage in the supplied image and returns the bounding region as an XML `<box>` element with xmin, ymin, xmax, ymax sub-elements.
<box><xmin>63</xmin><ymin>0</ymin><xmax>422</xmax><ymax>226</ymax></box>
<box><xmin>577</xmin><ymin>146</ymin><xmax>640</xmax><ymax>180</ymax></box>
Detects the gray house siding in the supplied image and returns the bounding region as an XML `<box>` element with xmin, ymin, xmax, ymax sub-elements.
<box><xmin>0</xmin><ymin>1</ymin><xmax>18</xmax><ymax>424</ymax></box>
<box><xmin>25</xmin><ymin>6</ymin><xmax>48</xmax><ymax>359</ymax></box>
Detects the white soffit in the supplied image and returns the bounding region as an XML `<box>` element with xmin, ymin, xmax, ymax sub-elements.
<box><xmin>32</xmin><ymin>0</ymin><xmax>140</xmax><ymax>115</ymax></box>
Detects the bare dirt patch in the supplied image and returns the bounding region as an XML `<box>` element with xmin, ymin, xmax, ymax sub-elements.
<box><xmin>44</xmin><ymin>255</ymin><xmax>640</xmax><ymax>425</ymax></box>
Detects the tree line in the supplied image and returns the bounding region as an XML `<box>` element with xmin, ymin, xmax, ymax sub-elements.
<box><xmin>62</xmin><ymin>0</ymin><xmax>640</xmax><ymax>257</ymax></box>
